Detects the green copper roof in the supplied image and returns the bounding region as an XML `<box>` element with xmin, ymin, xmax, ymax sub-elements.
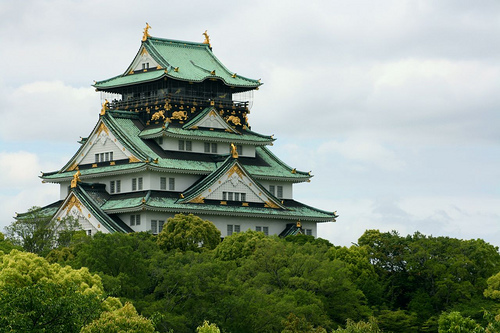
<box><xmin>101</xmin><ymin>191</ymin><xmax>336</xmax><ymax>222</ymax></box>
<box><xmin>94</xmin><ymin>37</ymin><xmax>261</xmax><ymax>90</ymax></box>
<box><xmin>42</xmin><ymin>112</ymin><xmax>310</xmax><ymax>183</ymax></box>
<box><xmin>139</xmin><ymin>124</ymin><xmax>274</xmax><ymax>145</ymax></box>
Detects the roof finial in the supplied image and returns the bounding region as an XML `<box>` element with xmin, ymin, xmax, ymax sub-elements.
<box><xmin>230</xmin><ymin>143</ymin><xmax>239</xmax><ymax>159</ymax></box>
<box><xmin>202</xmin><ymin>30</ymin><xmax>211</xmax><ymax>48</ymax></box>
<box><xmin>142</xmin><ymin>23</ymin><xmax>152</xmax><ymax>42</ymax></box>
<box><xmin>100</xmin><ymin>99</ymin><xmax>109</xmax><ymax>116</ymax></box>
<box><xmin>70</xmin><ymin>170</ymin><xmax>81</xmax><ymax>188</ymax></box>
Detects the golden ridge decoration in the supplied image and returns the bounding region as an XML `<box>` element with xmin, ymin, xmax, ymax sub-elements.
<box><xmin>227</xmin><ymin>165</ymin><xmax>244</xmax><ymax>179</ymax></box>
<box><xmin>63</xmin><ymin>195</ymin><xmax>82</xmax><ymax>213</ymax></box>
<box><xmin>190</xmin><ymin>196</ymin><xmax>205</xmax><ymax>204</ymax></box>
<box><xmin>100</xmin><ymin>99</ymin><xmax>109</xmax><ymax>116</ymax></box>
<box><xmin>129</xmin><ymin>156</ymin><xmax>141</xmax><ymax>163</ymax></box>
<box><xmin>96</xmin><ymin>123</ymin><xmax>109</xmax><ymax>136</ymax></box>
<box><xmin>70</xmin><ymin>170</ymin><xmax>81</xmax><ymax>188</ymax></box>
<box><xmin>230</xmin><ymin>143</ymin><xmax>239</xmax><ymax>159</ymax></box>
<box><xmin>202</xmin><ymin>30</ymin><xmax>211</xmax><ymax>47</ymax></box>
<box><xmin>264</xmin><ymin>201</ymin><xmax>280</xmax><ymax>209</ymax></box>
<box><xmin>142</xmin><ymin>23</ymin><xmax>151</xmax><ymax>42</ymax></box>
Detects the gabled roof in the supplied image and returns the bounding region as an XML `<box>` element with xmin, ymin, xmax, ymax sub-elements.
<box><xmin>183</xmin><ymin>106</ymin><xmax>239</xmax><ymax>132</ymax></box>
<box><xmin>139</xmin><ymin>109</ymin><xmax>274</xmax><ymax>145</ymax></box>
<box><xmin>179</xmin><ymin>156</ymin><xmax>286</xmax><ymax>209</ymax></box>
<box><xmin>94</xmin><ymin>36</ymin><xmax>261</xmax><ymax>90</ymax></box>
<box><xmin>42</xmin><ymin>111</ymin><xmax>310</xmax><ymax>183</ymax></box>
<box><xmin>100</xmin><ymin>190</ymin><xmax>336</xmax><ymax>222</ymax></box>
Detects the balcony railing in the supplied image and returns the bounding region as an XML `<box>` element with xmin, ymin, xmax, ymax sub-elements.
<box><xmin>108</xmin><ymin>94</ymin><xmax>249</xmax><ymax>111</ymax></box>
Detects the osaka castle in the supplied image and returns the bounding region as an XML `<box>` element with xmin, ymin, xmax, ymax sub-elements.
<box><xmin>35</xmin><ymin>26</ymin><xmax>337</xmax><ymax>238</ymax></box>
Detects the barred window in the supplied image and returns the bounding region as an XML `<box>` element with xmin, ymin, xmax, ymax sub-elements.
<box><xmin>186</xmin><ymin>141</ymin><xmax>192</xmax><ymax>151</ymax></box>
<box><xmin>277</xmin><ymin>186</ymin><xmax>283</xmax><ymax>199</ymax></box>
<box><xmin>178</xmin><ymin>140</ymin><xmax>185</xmax><ymax>151</ymax></box>
<box><xmin>169</xmin><ymin>178</ymin><xmax>175</xmax><ymax>191</ymax></box>
<box><xmin>160</xmin><ymin>177</ymin><xmax>166</xmax><ymax>190</ymax></box>
<box><xmin>269</xmin><ymin>185</ymin><xmax>275</xmax><ymax>196</ymax></box>
<box><xmin>110</xmin><ymin>181</ymin><xmax>115</xmax><ymax>194</ymax></box>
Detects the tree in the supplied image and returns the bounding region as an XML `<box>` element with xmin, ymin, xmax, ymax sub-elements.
<box><xmin>157</xmin><ymin>214</ymin><xmax>221</xmax><ymax>252</ymax></box>
<box><xmin>5</xmin><ymin>206</ymin><xmax>81</xmax><ymax>255</ymax></box>
<box><xmin>281</xmin><ymin>313</ymin><xmax>327</xmax><ymax>333</ymax></box>
<box><xmin>438</xmin><ymin>311</ymin><xmax>484</xmax><ymax>333</ymax></box>
<box><xmin>81</xmin><ymin>302</ymin><xmax>155</xmax><ymax>333</ymax></box>
<box><xmin>332</xmin><ymin>317</ymin><xmax>381</xmax><ymax>333</ymax></box>
<box><xmin>0</xmin><ymin>250</ymin><xmax>104</xmax><ymax>332</ymax></box>
<box><xmin>196</xmin><ymin>320</ymin><xmax>221</xmax><ymax>333</ymax></box>
<box><xmin>484</xmin><ymin>272</ymin><xmax>500</xmax><ymax>300</ymax></box>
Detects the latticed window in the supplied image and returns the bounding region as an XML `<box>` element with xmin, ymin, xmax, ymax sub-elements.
<box><xmin>169</xmin><ymin>178</ymin><xmax>175</xmax><ymax>190</ymax></box>
<box><xmin>269</xmin><ymin>185</ymin><xmax>275</xmax><ymax>196</ymax></box>
<box><xmin>160</xmin><ymin>177</ymin><xmax>166</xmax><ymax>190</ymax></box>
<box><xmin>130</xmin><ymin>214</ymin><xmax>141</xmax><ymax>226</ymax></box>
<box><xmin>138</xmin><ymin>177</ymin><xmax>143</xmax><ymax>190</ymax></box>
<box><xmin>178</xmin><ymin>140</ymin><xmax>185</xmax><ymax>150</ymax></box>
<box><xmin>277</xmin><ymin>186</ymin><xmax>283</xmax><ymax>199</ymax></box>
<box><xmin>186</xmin><ymin>141</ymin><xmax>192</xmax><ymax>151</ymax></box>
<box><xmin>110</xmin><ymin>181</ymin><xmax>115</xmax><ymax>194</ymax></box>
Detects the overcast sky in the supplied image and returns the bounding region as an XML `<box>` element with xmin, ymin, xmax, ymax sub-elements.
<box><xmin>1</xmin><ymin>0</ymin><xmax>499</xmax><ymax>248</ymax></box>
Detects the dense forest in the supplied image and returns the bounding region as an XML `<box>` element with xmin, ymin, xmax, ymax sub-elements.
<box><xmin>1</xmin><ymin>211</ymin><xmax>499</xmax><ymax>332</ymax></box>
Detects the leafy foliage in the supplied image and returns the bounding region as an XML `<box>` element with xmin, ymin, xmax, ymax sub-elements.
<box><xmin>157</xmin><ymin>214</ymin><xmax>221</xmax><ymax>252</ymax></box>
<box><xmin>81</xmin><ymin>302</ymin><xmax>155</xmax><ymax>333</ymax></box>
<box><xmin>0</xmin><ymin>250</ymin><xmax>103</xmax><ymax>332</ymax></box>
<box><xmin>5</xmin><ymin>206</ymin><xmax>81</xmax><ymax>256</ymax></box>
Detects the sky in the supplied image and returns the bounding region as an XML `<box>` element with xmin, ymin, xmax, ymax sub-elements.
<box><xmin>0</xmin><ymin>0</ymin><xmax>499</xmax><ymax>248</ymax></box>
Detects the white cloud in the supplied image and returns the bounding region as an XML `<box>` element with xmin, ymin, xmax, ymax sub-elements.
<box><xmin>317</xmin><ymin>138</ymin><xmax>405</xmax><ymax>171</ymax></box>
<box><xmin>0</xmin><ymin>81</ymin><xmax>98</xmax><ymax>142</ymax></box>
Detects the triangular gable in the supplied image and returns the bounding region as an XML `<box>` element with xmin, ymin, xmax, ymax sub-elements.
<box><xmin>52</xmin><ymin>192</ymin><xmax>112</xmax><ymax>234</ymax></box>
<box><xmin>52</xmin><ymin>185</ymin><xmax>132</xmax><ymax>234</ymax></box>
<box><xmin>183</xmin><ymin>107</ymin><xmax>239</xmax><ymax>133</ymax></box>
<box><xmin>180</xmin><ymin>157</ymin><xmax>285</xmax><ymax>209</ymax></box>
<box><xmin>62</xmin><ymin>118</ymin><xmax>142</xmax><ymax>172</ymax></box>
<box><xmin>125</xmin><ymin>45</ymin><xmax>162</xmax><ymax>74</ymax></box>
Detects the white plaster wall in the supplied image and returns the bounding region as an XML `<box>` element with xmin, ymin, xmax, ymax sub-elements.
<box><xmin>122</xmin><ymin>211</ymin><xmax>317</xmax><ymax>237</ymax></box>
<box><xmin>257</xmin><ymin>180</ymin><xmax>294</xmax><ymax>199</ymax></box>
<box><xmin>59</xmin><ymin>181</ymin><xmax>70</xmax><ymax>200</ymax></box>
<box><xmin>80</xmin><ymin>136</ymin><xmax>129</xmax><ymax>165</ymax></box>
<box><xmin>160</xmin><ymin>137</ymin><xmax>255</xmax><ymax>157</ymax></box>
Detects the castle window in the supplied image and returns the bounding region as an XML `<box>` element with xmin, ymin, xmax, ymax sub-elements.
<box><xmin>160</xmin><ymin>177</ymin><xmax>166</xmax><ymax>190</ymax></box>
<box><xmin>306</xmin><ymin>229</ymin><xmax>312</xmax><ymax>236</ymax></box>
<box><xmin>130</xmin><ymin>214</ymin><xmax>141</xmax><ymax>226</ymax></box>
<box><xmin>169</xmin><ymin>177</ymin><xmax>175</xmax><ymax>190</ymax></box>
<box><xmin>158</xmin><ymin>137</ymin><xmax>163</xmax><ymax>145</ymax></box>
<box><xmin>110</xmin><ymin>181</ymin><xmax>115</xmax><ymax>193</ymax></box>
<box><xmin>211</xmin><ymin>143</ymin><xmax>218</xmax><ymax>153</ymax></box>
<box><xmin>186</xmin><ymin>141</ymin><xmax>192</xmax><ymax>151</ymax></box>
<box><xmin>256</xmin><ymin>226</ymin><xmax>269</xmax><ymax>236</ymax></box>
<box><xmin>227</xmin><ymin>224</ymin><xmax>240</xmax><ymax>236</ymax></box>
<box><xmin>204</xmin><ymin>142</ymin><xmax>210</xmax><ymax>152</ymax></box>
<box><xmin>132</xmin><ymin>177</ymin><xmax>143</xmax><ymax>191</ymax></box>
<box><xmin>151</xmin><ymin>219</ymin><xmax>164</xmax><ymax>234</ymax></box>
<box><xmin>269</xmin><ymin>185</ymin><xmax>275</xmax><ymax>196</ymax></box>
<box><xmin>277</xmin><ymin>186</ymin><xmax>283</xmax><ymax>199</ymax></box>
<box><xmin>179</xmin><ymin>140</ymin><xmax>185</xmax><ymax>151</ymax></box>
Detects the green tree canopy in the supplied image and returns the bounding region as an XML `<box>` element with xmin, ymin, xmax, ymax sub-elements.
<box><xmin>5</xmin><ymin>206</ymin><xmax>81</xmax><ymax>256</ymax></box>
<box><xmin>157</xmin><ymin>214</ymin><xmax>221</xmax><ymax>252</ymax></box>
<box><xmin>81</xmin><ymin>302</ymin><xmax>155</xmax><ymax>333</ymax></box>
<box><xmin>0</xmin><ymin>250</ymin><xmax>104</xmax><ymax>332</ymax></box>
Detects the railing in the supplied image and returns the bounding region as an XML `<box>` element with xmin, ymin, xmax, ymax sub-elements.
<box><xmin>109</xmin><ymin>94</ymin><xmax>249</xmax><ymax>111</ymax></box>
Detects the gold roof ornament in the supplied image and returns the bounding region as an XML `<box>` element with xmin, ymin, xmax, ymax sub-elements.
<box><xmin>202</xmin><ymin>30</ymin><xmax>211</xmax><ymax>47</ymax></box>
<box><xmin>142</xmin><ymin>22</ymin><xmax>152</xmax><ymax>42</ymax></box>
<box><xmin>100</xmin><ymin>99</ymin><xmax>109</xmax><ymax>116</ymax></box>
<box><xmin>230</xmin><ymin>143</ymin><xmax>239</xmax><ymax>159</ymax></box>
<box><xmin>70</xmin><ymin>170</ymin><xmax>81</xmax><ymax>188</ymax></box>
<box><xmin>296</xmin><ymin>220</ymin><xmax>301</xmax><ymax>228</ymax></box>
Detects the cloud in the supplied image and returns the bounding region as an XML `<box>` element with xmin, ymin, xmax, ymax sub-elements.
<box><xmin>0</xmin><ymin>81</ymin><xmax>98</xmax><ymax>142</ymax></box>
<box><xmin>317</xmin><ymin>139</ymin><xmax>405</xmax><ymax>171</ymax></box>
